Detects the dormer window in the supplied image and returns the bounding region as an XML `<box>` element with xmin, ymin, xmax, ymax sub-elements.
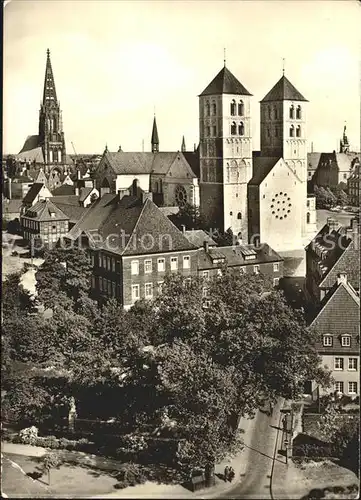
<box><xmin>341</xmin><ymin>335</ymin><xmax>351</xmax><ymax>347</ymax></box>
<box><xmin>323</xmin><ymin>335</ymin><xmax>333</xmax><ymax>347</ymax></box>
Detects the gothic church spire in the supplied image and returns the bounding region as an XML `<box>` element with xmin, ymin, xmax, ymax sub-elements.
<box><xmin>42</xmin><ymin>48</ymin><xmax>58</xmax><ymax>106</ymax></box>
<box><xmin>151</xmin><ymin>115</ymin><xmax>159</xmax><ymax>153</ymax></box>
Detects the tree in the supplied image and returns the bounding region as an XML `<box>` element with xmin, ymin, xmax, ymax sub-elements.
<box><xmin>170</xmin><ymin>203</ymin><xmax>205</xmax><ymax>230</ymax></box>
<box><xmin>2</xmin><ymin>272</ymin><xmax>32</xmax><ymax>319</ymax></box>
<box><xmin>35</xmin><ymin>251</ymin><xmax>67</xmax><ymax>310</ymax></box>
<box><xmin>42</xmin><ymin>452</ymin><xmax>62</xmax><ymax>485</ymax></box>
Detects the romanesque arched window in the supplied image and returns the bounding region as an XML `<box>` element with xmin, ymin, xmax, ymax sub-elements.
<box><xmin>212</xmin><ymin>102</ymin><xmax>216</xmax><ymax>115</ymax></box>
<box><xmin>231</xmin><ymin>122</ymin><xmax>237</xmax><ymax>135</ymax></box>
<box><xmin>237</xmin><ymin>212</ymin><xmax>242</xmax><ymax>220</ymax></box>
<box><xmin>296</xmin><ymin>125</ymin><xmax>301</xmax><ymax>137</ymax></box>
<box><xmin>238</xmin><ymin>122</ymin><xmax>244</xmax><ymax>136</ymax></box>
<box><xmin>238</xmin><ymin>100</ymin><xmax>244</xmax><ymax>116</ymax></box>
<box><xmin>230</xmin><ymin>100</ymin><xmax>236</xmax><ymax>116</ymax></box>
<box><xmin>206</xmin><ymin>102</ymin><xmax>210</xmax><ymax>116</ymax></box>
<box><xmin>290</xmin><ymin>125</ymin><xmax>295</xmax><ymax>137</ymax></box>
<box><xmin>296</xmin><ymin>105</ymin><xmax>302</xmax><ymax>119</ymax></box>
<box><xmin>289</xmin><ymin>105</ymin><xmax>294</xmax><ymax>119</ymax></box>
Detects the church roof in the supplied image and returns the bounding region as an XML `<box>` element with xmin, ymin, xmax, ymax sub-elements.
<box><xmin>151</xmin><ymin>116</ymin><xmax>159</xmax><ymax>145</ymax></box>
<box><xmin>18</xmin><ymin>135</ymin><xmax>40</xmax><ymax>154</ymax></box>
<box><xmin>17</xmin><ymin>135</ymin><xmax>45</xmax><ymax>164</ymax></box>
<box><xmin>199</xmin><ymin>66</ymin><xmax>252</xmax><ymax>97</ymax></box>
<box><xmin>260</xmin><ymin>75</ymin><xmax>308</xmax><ymax>102</ymax></box>
<box><xmin>248</xmin><ymin>157</ymin><xmax>280</xmax><ymax>185</ymax></box>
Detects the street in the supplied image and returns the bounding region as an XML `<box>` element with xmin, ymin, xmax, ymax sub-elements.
<box><xmin>219</xmin><ymin>401</ymin><xmax>284</xmax><ymax>499</ymax></box>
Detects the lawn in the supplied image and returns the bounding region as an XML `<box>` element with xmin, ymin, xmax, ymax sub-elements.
<box><xmin>2</xmin><ymin>452</ymin><xmax>118</xmax><ymax>497</ymax></box>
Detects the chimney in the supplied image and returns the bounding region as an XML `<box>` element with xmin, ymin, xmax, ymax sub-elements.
<box><xmin>181</xmin><ymin>224</ymin><xmax>186</xmax><ymax>234</ymax></box>
<box><xmin>203</xmin><ymin>240</ymin><xmax>209</xmax><ymax>253</ymax></box>
<box><xmin>141</xmin><ymin>191</ymin><xmax>153</xmax><ymax>204</ymax></box>
<box><xmin>75</xmin><ymin>186</ymin><xmax>80</xmax><ymax>196</ymax></box>
<box><xmin>350</xmin><ymin>218</ymin><xmax>359</xmax><ymax>231</ymax></box>
<box><xmin>132</xmin><ymin>179</ymin><xmax>139</xmax><ymax>197</ymax></box>
<box><xmin>337</xmin><ymin>273</ymin><xmax>347</xmax><ymax>285</ymax></box>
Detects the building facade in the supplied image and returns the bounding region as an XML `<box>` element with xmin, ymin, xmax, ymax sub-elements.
<box><xmin>199</xmin><ymin>65</ymin><xmax>253</xmax><ymax>240</ymax></box>
<box><xmin>310</xmin><ymin>273</ymin><xmax>360</xmax><ymax>397</ymax></box>
<box><xmin>347</xmin><ymin>160</ymin><xmax>360</xmax><ymax>207</ymax></box>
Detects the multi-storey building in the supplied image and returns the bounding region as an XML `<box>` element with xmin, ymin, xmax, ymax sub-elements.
<box><xmin>305</xmin><ymin>217</ymin><xmax>360</xmax><ymax>306</ymax></box>
<box><xmin>198</xmin><ymin>64</ymin><xmax>253</xmax><ymax>240</ymax></box>
<box><xmin>21</xmin><ymin>199</ymin><xmax>69</xmax><ymax>248</ymax></box>
<box><xmin>310</xmin><ymin>273</ymin><xmax>360</xmax><ymax>397</ymax></box>
<box><xmin>347</xmin><ymin>160</ymin><xmax>360</xmax><ymax>207</ymax></box>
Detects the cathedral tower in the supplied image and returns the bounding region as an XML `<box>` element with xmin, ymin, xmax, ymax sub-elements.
<box><xmin>38</xmin><ymin>49</ymin><xmax>66</xmax><ymax>170</ymax></box>
<box><xmin>199</xmin><ymin>64</ymin><xmax>253</xmax><ymax>240</ymax></box>
<box><xmin>260</xmin><ymin>73</ymin><xmax>308</xmax><ymax>235</ymax></box>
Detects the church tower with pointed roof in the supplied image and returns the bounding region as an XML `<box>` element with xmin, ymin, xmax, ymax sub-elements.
<box><xmin>151</xmin><ymin>116</ymin><xmax>159</xmax><ymax>153</ymax></box>
<box><xmin>198</xmin><ymin>64</ymin><xmax>253</xmax><ymax>239</ymax></box>
<box><xmin>38</xmin><ymin>49</ymin><xmax>66</xmax><ymax>171</ymax></box>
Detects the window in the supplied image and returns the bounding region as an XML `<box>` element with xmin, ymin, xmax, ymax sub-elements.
<box><xmin>254</xmin><ymin>265</ymin><xmax>260</xmax><ymax>275</ymax></box>
<box><xmin>334</xmin><ymin>357</ymin><xmax>344</xmax><ymax>370</ymax></box>
<box><xmin>238</xmin><ymin>100</ymin><xmax>244</xmax><ymax>116</ymax></box>
<box><xmin>131</xmin><ymin>260</ymin><xmax>139</xmax><ymax>275</ymax></box>
<box><xmin>348</xmin><ymin>358</ymin><xmax>358</xmax><ymax>371</ymax></box>
<box><xmin>290</xmin><ymin>125</ymin><xmax>295</xmax><ymax>137</ymax></box>
<box><xmin>343</xmin><ymin>173</ymin><xmax>347</xmax><ymax>180</ymax></box>
<box><xmin>238</xmin><ymin>122</ymin><xmax>244</xmax><ymax>136</ymax></box>
<box><xmin>212</xmin><ymin>125</ymin><xmax>217</xmax><ymax>136</ymax></box>
<box><xmin>323</xmin><ymin>335</ymin><xmax>333</xmax><ymax>347</ymax></box>
<box><xmin>144</xmin><ymin>259</ymin><xmax>152</xmax><ymax>274</ymax></box>
<box><xmin>206</xmin><ymin>126</ymin><xmax>211</xmax><ymax>137</ymax></box>
<box><xmin>170</xmin><ymin>256</ymin><xmax>178</xmax><ymax>271</ymax></box>
<box><xmin>335</xmin><ymin>381</ymin><xmax>344</xmax><ymax>393</ymax></box>
<box><xmin>237</xmin><ymin>212</ymin><xmax>242</xmax><ymax>220</ymax></box>
<box><xmin>203</xmin><ymin>270</ymin><xmax>209</xmax><ymax>279</ymax></box>
<box><xmin>205</xmin><ymin>102</ymin><xmax>210</xmax><ymax>116</ymax></box>
<box><xmin>296</xmin><ymin>125</ymin><xmax>301</xmax><ymax>138</ymax></box>
<box><xmin>273</xmin><ymin>277</ymin><xmax>279</xmax><ymax>286</ymax></box>
<box><xmin>348</xmin><ymin>382</ymin><xmax>357</xmax><ymax>395</ymax></box>
<box><xmin>341</xmin><ymin>335</ymin><xmax>351</xmax><ymax>347</ymax></box>
<box><xmin>296</xmin><ymin>105</ymin><xmax>301</xmax><ymax>119</ymax></box>
<box><xmin>240</xmin><ymin>267</ymin><xmax>246</xmax><ymax>275</ymax></box>
<box><xmin>111</xmin><ymin>258</ymin><xmax>116</xmax><ymax>272</ymax></box>
<box><xmin>307</xmin><ymin>212</ymin><xmax>311</xmax><ymax>224</ymax></box>
<box><xmin>131</xmin><ymin>284</ymin><xmax>140</xmax><ymax>301</ymax></box>
<box><xmin>267</xmin><ymin>127</ymin><xmax>270</xmax><ymax>138</ymax></box>
<box><xmin>273</xmin><ymin>263</ymin><xmax>279</xmax><ymax>272</ymax></box>
<box><xmin>145</xmin><ymin>282</ymin><xmax>153</xmax><ymax>299</ymax></box>
<box><xmin>157</xmin><ymin>281</ymin><xmax>164</xmax><ymax>293</ymax></box>
<box><xmin>289</xmin><ymin>105</ymin><xmax>294</xmax><ymax>119</ymax></box>
<box><xmin>274</xmin><ymin>107</ymin><xmax>278</xmax><ymax>119</ymax></box>
<box><xmin>157</xmin><ymin>258</ymin><xmax>165</xmax><ymax>272</ymax></box>
<box><xmin>231</xmin><ymin>122</ymin><xmax>237</xmax><ymax>135</ymax></box>
<box><xmin>212</xmin><ymin>103</ymin><xmax>216</xmax><ymax>115</ymax></box>
<box><xmin>230</xmin><ymin>100</ymin><xmax>236</xmax><ymax>116</ymax></box>
<box><xmin>183</xmin><ymin>255</ymin><xmax>190</xmax><ymax>269</ymax></box>
<box><xmin>91</xmin><ymin>276</ymin><xmax>96</xmax><ymax>289</ymax></box>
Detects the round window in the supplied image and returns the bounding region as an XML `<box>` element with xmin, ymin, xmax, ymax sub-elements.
<box><xmin>175</xmin><ymin>185</ymin><xmax>188</xmax><ymax>207</ymax></box>
<box><xmin>270</xmin><ymin>192</ymin><xmax>291</xmax><ymax>220</ymax></box>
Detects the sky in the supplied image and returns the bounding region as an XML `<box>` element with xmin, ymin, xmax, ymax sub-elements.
<box><xmin>3</xmin><ymin>0</ymin><xmax>361</xmax><ymax>155</ymax></box>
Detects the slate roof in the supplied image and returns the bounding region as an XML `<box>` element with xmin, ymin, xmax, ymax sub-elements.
<box><xmin>23</xmin><ymin>199</ymin><xmax>69</xmax><ymax>221</ymax></box>
<box><xmin>184</xmin><ymin>229</ymin><xmax>217</xmax><ymax>248</ymax></box>
<box><xmin>16</xmin><ymin>142</ymin><xmax>45</xmax><ymax>164</ymax></box>
<box><xmin>197</xmin><ymin>243</ymin><xmax>283</xmax><ymax>270</ymax></box>
<box><xmin>49</xmin><ymin>194</ymin><xmax>79</xmax><ymax>206</ymax></box>
<box><xmin>22</xmin><ymin>183</ymin><xmax>46</xmax><ymax>205</ymax></box>
<box><xmin>248</xmin><ymin>157</ymin><xmax>280</xmax><ymax>185</ymax></box>
<box><xmin>66</xmin><ymin>195</ymin><xmax>197</xmax><ymax>256</ymax></box>
<box><xmin>199</xmin><ymin>66</ymin><xmax>252</xmax><ymax>96</ymax></box>
<box><xmin>103</xmin><ymin>151</ymin><xmax>197</xmax><ymax>178</ymax></box>
<box><xmin>306</xmin><ymin>219</ymin><xmax>360</xmax><ymax>291</ymax></box>
<box><xmin>18</xmin><ymin>135</ymin><xmax>40</xmax><ymax>154</ymax></box>
<box><xmin>50</xmin><ymin>202</ymin><xmax>87</xmax><ymax>224</ymax></box>
<box><xmin>310</xmin><ymin>280</ymin><xmax>360</xmax><ymax>354</ymax></box>
<box><xmin>260</xmin><ymin>75</ymin><xmax>308</xmax><ymax>102</ymax></box>
<box><xmin>52</xmin><ymin>184</ymin><xmax>76</xmax><ymax>196</ymax></box>
<box><xmin>307</xmin><ymin>153</ymin><xmax>322</xmax><ymax>172</ymax></box>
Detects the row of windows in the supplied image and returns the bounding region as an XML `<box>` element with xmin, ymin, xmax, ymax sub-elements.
<box><xmin>99</xmin><ymin>254</ymin><xmax>117</xmax><ymax>272</ymax></box>
<box><xmin>97</xmin><ymin>276</ymin><xmax>117</xmax><ymax>297</ymax></box>
<box><xmin>204</xmin><ymin>100</ymin><xmax>246</xmax><ymax>117</ymax></box>
<box><xmin>265</xmin><ymin>105</ymin><xmax>302</xmax><ymax>120</ymax></box>
<box><xmin>323</xmin><ymin>334</ymin><xmax>355</xmax><ymax>347</ymax></box>
<box><xmin>230</xmin><ymin>100</ymin><xmax>244</xmax><ymax>116</ymax></box>
<box><xmin>334</xmin><ymin>357</ymin><xmax>358</xmax><ymax>370</ymax></box>
<box><xmin>132</xmin><ymin>281</ymin><xmax>163</xmax><ymax>301</ymax></box>
<box><xmin>265</xmin><ymin>125</ymin><xmax>302</xmax><ymax>138</ymax></box>
<box><xmin>231</xmin><ymin>122</ymin><xmax>245</xmax><ymax>136</ymax></box>
<box><xmin>131</xmin><ymin>256</ymin><xmax>190</xmax><ymax>275</ymax></box>
<box><xmin>335</xmin><ymin>381</ymin><xmax>358</xmax><ymax>395</ymax></box>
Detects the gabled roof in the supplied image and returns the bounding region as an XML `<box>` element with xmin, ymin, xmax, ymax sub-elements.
<box><xmin>310</xmin><ymin>280</ymin><xmax>360</xmax><ymax>351</ymax></box>
<box><xmin>23</xmin><ymin>199</ymin><xmax>69</xmax><ymax>221</ymax></box>
<box><xmin>22</xmin><ymin>183</ymin><xmax>47</xmax><ymax>205</ymax></box>
<box><xmin>248</xmin><ymin>157</ymin><xmax>280</xmax><ymax>186</ymax></box>
<box><xmin>260</xmin><ymin>75</ymin><xmax>308</xmax><ymax>103</ymax></box>
<box><xmin>49</xmin><ymin>194</ymin><xmax>79</xmax><ymax>206</ymax></box>
<box><xmin>307</xmin><ymin>152</ymin><xmax>322</xmax><ymax>172</ymax></box>
<box><xmin>199</xmin><ymin>66</ymin><xmax>252</xmax><ymax>97</ymax></box>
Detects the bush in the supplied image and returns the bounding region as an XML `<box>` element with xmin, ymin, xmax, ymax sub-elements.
<box><xmin>19</xmin><ymin>426</ymin><xmax>39</xmax><ymax>445</ymax></box>
<box><xmin>116</xmin><ymin>462</ymin><xmax>148</xmax><ymax>486</ymax></box>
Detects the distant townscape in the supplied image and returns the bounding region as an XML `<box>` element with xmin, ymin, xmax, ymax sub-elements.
<box><xmin>2</xmin><ymin>47</ymin><xmax>360</xmax><ymax>499</ymax></box>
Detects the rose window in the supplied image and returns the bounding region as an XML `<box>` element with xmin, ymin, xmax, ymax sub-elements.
<box><xmin>270</xmin><ymin>192</ymin><xmax>291</xmax><ymax>220</ymax></box>
<box><xmin>175</xmin><ymin>185</ymin><xmax>188</xmax><ymax>207</ymax></box>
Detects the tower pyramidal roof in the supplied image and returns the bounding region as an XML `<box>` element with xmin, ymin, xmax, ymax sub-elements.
<box><xmin>199</xmin><ymin>66</ymin><xmax>252</xmax><ymax>96</ymax></box>
<box><xmin>42</xmin><ymin>48</ymin><xmax>58</xmax><ymax>105</ymax></box>
<box><xmin>260</xmin><ymin>75</ymin><xmax>308</xmax><ymax>102</ymax></box>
